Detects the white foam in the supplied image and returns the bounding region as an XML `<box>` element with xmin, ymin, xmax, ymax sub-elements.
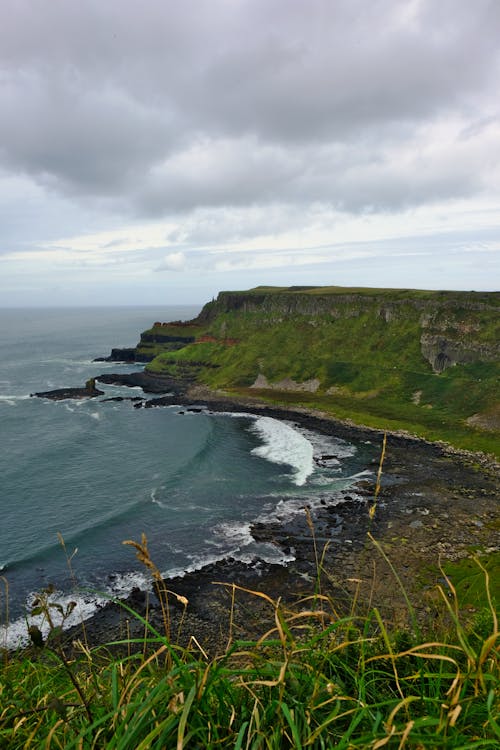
<box><xmin>51</xmin><ymin>398</ymin><xmax>86</xmax><ymax>408</ymax></box>
<box><xmin>155</xmin><ymin>517</ymin><xmax>297</xmax><ymax>580</ymax></box>
<box><xmin>150</xmin><ymin>487</ymin><xmax>164</xmax><ymax>505</ymax></box>
<box><xmin>297</xmin><ymin>424</ymin><xmax>357</xmax><ymax>460</ymax></box>
<box><xmin>215</xmin><ymin>521</ymin><xmax>255</xmax><ymax>548</ymax></box>
<box><xmin>106</xmin><ymin>570</ymin><xmax>150</xmax><ymax>598</ymax></box>
<box><xmin>215</xmin><ymin>521</ymin><xmax>297</xmax><ymax>565</ymax></box>
<box><xmin>179</xmin><ymin>543</ymin><xmax>294</xmax><ymax>577</ymax></box>
<box><xmin>250</xmin><ymin>416</ymin><xmax>314</xmax><ymax>486</ymax></box>
<box><xmin>1</xmin><ymin>570</ymin><xmax>153</xmax><ymax>651</ymax></box>
<box><xmin>42</xmin><ymin>357</ymin><xmax>117</xmax><ymax>367</ymax></box>
<box><xmin>348</xmin><ymin>469</ymin><xmax>372</xmax><ymax>480</ymax></box>
<box><xmin>310</xmin><ymin>473</ymin><xmax>342</xmax><ymax>486</ymax></box>
<box><xmin>0</xmin><ymin>394</ymin><xmax>30</xmax><ymax>406</ymax></box>
<box><xmin>1</xmin><ymin>590</ymin><xmax>108</xmax><ymax>651</ymax></box>
<box><xmin>246</xmin><ymin>473</ymin><xmax>370</xmax><ymax>527</ymax></box>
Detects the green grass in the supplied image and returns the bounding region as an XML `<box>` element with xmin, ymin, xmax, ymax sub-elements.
<box><xmin>232</xmin><ymin>285</ymin><xmax>500</xmax><ymax>304</ymax></box>
<box><xmin>135</xmin><ymin>343</ymin><xmax>174</xmax><ymax>359</ymax></box>
<box><xmin>443</xmin><ymin>553</ymin><xmax>500</xmax><ymax>608</ymax></box>
<box><xmin>142</xmin><ymin>323</ymin><xmax>202</xmax><ymax>338</ymax></box>
<box><xmin>1</xmin><ymin>543</ymin><xmax>499</xmax><ymax>748</ymax></box>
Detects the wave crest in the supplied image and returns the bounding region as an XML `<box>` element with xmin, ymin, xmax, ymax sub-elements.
<box><xmin>250</xmin><ymin>416</ymin><xmax>314</xmax><ymax>486</ymax></box>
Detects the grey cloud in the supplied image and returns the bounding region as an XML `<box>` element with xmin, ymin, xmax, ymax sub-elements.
<box><xmin>134</xmin><ymin>126</ymin><xmax>494</xmax><ymax>217</ymax></box>
<box><xmin>0</xmin><ymin>171</ymin><xmax>106</xmax><ymax>255</ymax></box>
<box><xmin>134</xmin><ymin>138</ymin><xmax>303</xmax><ymax>215</ymax></box>
<box><xmin>0</xmin><ymin>0</ymin><xmax>498</xmax><ymax>217</ymax></box>
<box><xmin>0</xmin><ymin>70</ymin><xmax>175</xmax><ymax>193</ymax></box>
<box><xmin>196</xmin><ymin>1</ymin><xmax>499</xmax><ymax>143</ymax></box>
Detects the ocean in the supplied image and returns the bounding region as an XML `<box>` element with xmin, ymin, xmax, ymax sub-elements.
<box><xmin>0</xmin><ymin>307</ymin><xmax>372</xmax><ymax>648</ymax></box>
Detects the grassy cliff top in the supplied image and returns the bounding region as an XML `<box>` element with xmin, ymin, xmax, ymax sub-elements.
<box><xmin>221</xmin><ymin>285</ymin><xmax>500</xmax><ymax>303</ymax></box>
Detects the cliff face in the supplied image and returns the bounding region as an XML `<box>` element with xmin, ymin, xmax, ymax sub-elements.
<box><xmin>197</xmin><ymin>287</ymin><xmax>499</xmax><ymax>374</ymax></box>
<box><xmin>419</xmin><ymin>334</ymin><xmax>498</xmax><ymax>373</ymax></box>
<box><xmin>131</xmin><ymin>323</ymin><xmax>201</xmax><ymax>362</ymax></box>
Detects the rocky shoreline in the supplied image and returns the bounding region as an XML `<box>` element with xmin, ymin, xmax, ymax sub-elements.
<box><xmin>32</xmin><ymin>367</ymin><xmax>499</xmax><ymax>655</ymax></box>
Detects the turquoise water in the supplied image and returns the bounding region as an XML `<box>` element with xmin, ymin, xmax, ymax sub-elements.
<box><xmin>0</xmin><ymin>307</ymin><xmax>371</xmax><ymax>647</ymax></box>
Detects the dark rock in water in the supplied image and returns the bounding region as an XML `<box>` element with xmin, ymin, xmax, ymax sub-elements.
<box><xmin>32</xmin><ymin>378</ymin><xmax>104</xmax><ymax>400</ymax></box>
<box><xmin>101</xmin><ymin>396</ymin><xmax>144</xmax><ymax>403</ymax></box>
<box><xmin>314</xmin><ymin>453</ymin><xmax>340</xmax><ymax>467</ymax></box>
<box><xmin>93</xmin><ymin>347</ymin><xmax>137</xmax><ymax>363</ymax></box>
<box><xmin>97</xmin><ymin>371</ymin><xmax>178</xmax><ymax>394</ymax></box>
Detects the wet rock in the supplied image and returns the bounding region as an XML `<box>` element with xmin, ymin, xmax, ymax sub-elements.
<box><xmin>32</xmin><ymin>379</ymin><xmax>104</xmax><ymax>400</ymax></box>
<box><xmin>94</xmin><ymin>348</ymin><xmax>137</xmax><ymax>363</ymax></box>
<box><xmin>101</xmin><ymin>396</ymin><xmax>144</xmax><ymax>403</ymax></box>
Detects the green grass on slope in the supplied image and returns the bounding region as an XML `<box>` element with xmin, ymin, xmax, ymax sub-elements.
<box><xmin>144</xmin><ymin>308</ymin><xmax>499</xmax><ymax>455</ymax></box>
<box><xmin>1</xmin><ymin>557</ymin><xmax>499</xmax><ymax>749</ymax></box>
<box><xmin>195</xmin><ymin>311</ymin><xmax>427</xmax><ymax>384</ymax></box>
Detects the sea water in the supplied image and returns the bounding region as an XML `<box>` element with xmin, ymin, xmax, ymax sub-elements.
<box><xmin>0</xmin><ymin>307</ymin><xmax>372</xmax><ymax>648</ymax></box>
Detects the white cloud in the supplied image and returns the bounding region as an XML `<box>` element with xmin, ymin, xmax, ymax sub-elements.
<box><xmin>157</xmin><ymin>251</ymin><xmax>187</xmax><ymax>272</ymax></box>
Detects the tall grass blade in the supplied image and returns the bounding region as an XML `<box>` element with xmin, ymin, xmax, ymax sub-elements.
<box><xmin>177</xmin><ymin>683</ymin><xmax>196</xmax><ymax>750</ymax></box>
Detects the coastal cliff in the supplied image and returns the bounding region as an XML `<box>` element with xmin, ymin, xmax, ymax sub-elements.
<box><xmin>105</xmin><ymin>286</ymin><xmax>500</xmax><ymax>453</ymax></box>
<box><xmin>196</xmin><ymin>286</ymin><xmax>499</xmax><ymax>373</ymax></box>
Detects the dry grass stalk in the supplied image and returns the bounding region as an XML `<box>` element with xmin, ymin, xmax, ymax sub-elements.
<box><xmin>123</xmin><ymin>533</ymin><xmax>189</xmax><ymax>645</ymax></box>
<box><xmin>369</xmin><ymin>431</ymin><xmax>387</xmax><ymax>521</ymax></box>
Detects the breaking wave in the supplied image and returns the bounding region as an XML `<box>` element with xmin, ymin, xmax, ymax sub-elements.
<box><xmin>249</xmin><ymin>416</ymin><xmax>314</xmax><ymax>486</ymax></box>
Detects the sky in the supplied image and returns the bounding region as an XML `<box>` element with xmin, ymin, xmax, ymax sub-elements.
<box><xmin>0</xmin><ymin>0</ymin><xmax>499</xmax><ymax>307</ymax></box>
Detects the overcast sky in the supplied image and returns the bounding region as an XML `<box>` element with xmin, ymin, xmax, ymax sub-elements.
<box><xmin>1</xmin><ymin>0</ymin><xmax>499</xmax><ymax>307</ymax></box>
